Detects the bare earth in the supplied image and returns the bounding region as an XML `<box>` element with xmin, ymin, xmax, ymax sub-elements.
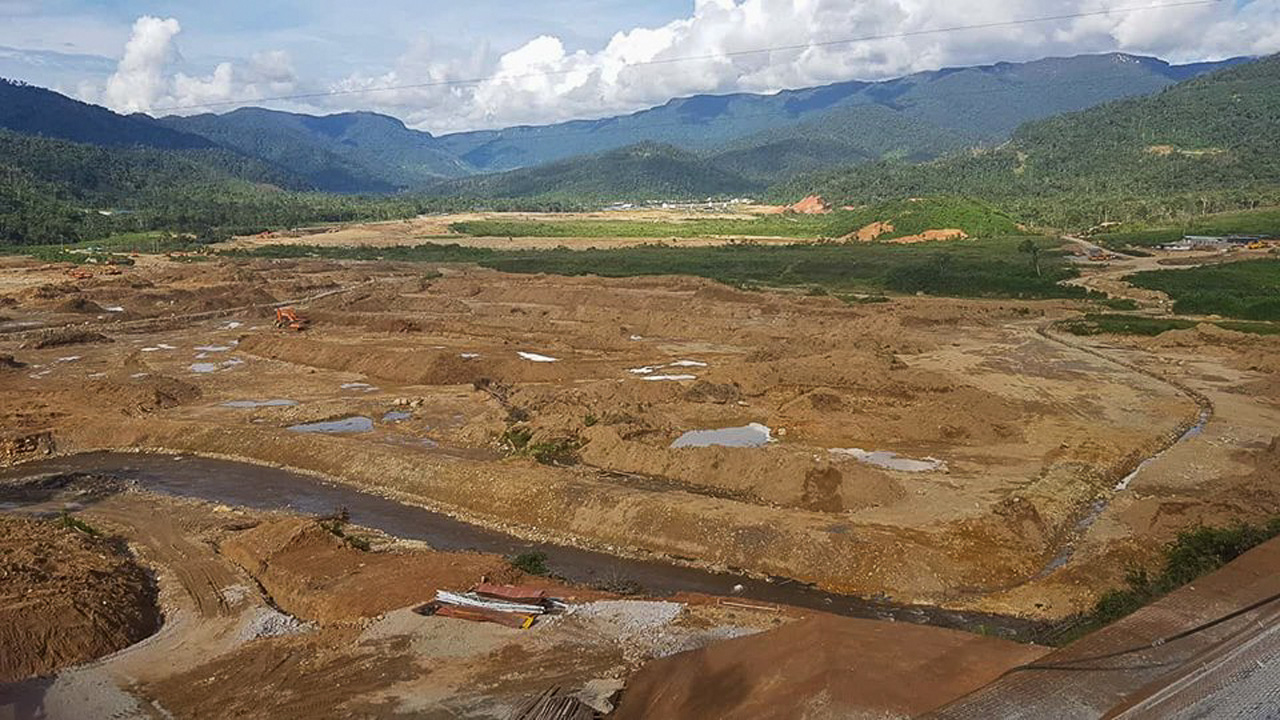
<box><xmin>1</xmin><ymin>247</ymin><xmax>1278</xmax><ymax>716</ymax></box>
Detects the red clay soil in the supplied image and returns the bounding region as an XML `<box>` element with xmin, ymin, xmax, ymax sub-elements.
<box><xmin>787</xmin><ymin>195</ymin><xmax>831</xmax><ymax>214</ymax></box>
<box><xmin>219</xmin><ymin>518</ymin><xmax>578</xmax><ymax>624</ymax></box>
<box><xmin>0</xmin><ymin>514</ymin><xmax>160</xmax><ymax>681</ymax></box>
<box><xmin>612</xmin><ymin>614</ymin><xmax>1047</xmax><ymax>720</ymax></box>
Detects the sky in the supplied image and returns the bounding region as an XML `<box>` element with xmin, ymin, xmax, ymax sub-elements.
<box><xmin>1</xmin><ymin>0</ymin><xmax>1277</xmax><ymax>134</ymax></box>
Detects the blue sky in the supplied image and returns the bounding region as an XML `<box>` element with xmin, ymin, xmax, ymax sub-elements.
<box><xmin>2</xmin><ymin>1</ymin><xmax>1276</xmax><ymax>132</ymax></box>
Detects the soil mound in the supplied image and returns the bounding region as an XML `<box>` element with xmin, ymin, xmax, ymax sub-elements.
<box><xmin>613</xmin><ymin>615</ymin><xmax>1047</xmax><ymax>720</ymax></box>
<box><xmin>890</xmin><ymin>228</ymin><xmax>969</xmax><ymax>244</ymax></box>
<box><xmin>21</xmin><ymin>328</ymin><xmax>112</xmax><ymax>349</ymax></box>
<box><xmin>0</xmin><ymin>514</ymin><xmax>160</xmax><ymax>682</ymax></box>
<box><xmin>844</xmin><ymin>220</ymin><xmax>893</xmax><ymax>242</ymax></box>
<box><xmin>787</xmin><ymin>195</ymin><xmax>831</xmax><ymax>214</ymax></box>
<box><xmin>220</xmin><ymin>518</ymin><xmax>522</xmax><ymax>624</ymax></box>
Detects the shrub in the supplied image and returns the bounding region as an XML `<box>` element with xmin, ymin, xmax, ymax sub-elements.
<box><xmin>510</xmin><ymin>551</ymin><xmax>550</xmax><ymax>576</ymax></box>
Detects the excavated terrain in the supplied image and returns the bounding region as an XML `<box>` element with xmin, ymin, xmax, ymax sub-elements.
<box><xmin>0</xmin><ymin>512</ymin><xmax>159</xmax><ymax>682</ymax></box>
<box><xmin>0</xmin><ymin>254</ymin><xmax>1275</xmax><ymax>621</ymax></box>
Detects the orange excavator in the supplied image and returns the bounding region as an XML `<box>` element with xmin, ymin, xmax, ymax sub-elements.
<box><xmin>274</xmin><ymin>307</ymin><xmax>308</xmax><ymax>331</ymax></box>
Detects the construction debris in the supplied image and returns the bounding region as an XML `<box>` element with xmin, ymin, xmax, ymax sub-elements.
<box><xmin>416</xmin><ymin>585</ymin><xmax>569</xmax><ymax>629</ymax></box>
<box><xmin>508</xmin><ymin>687</ymin><xmax>596</xmax><ymax>720</ymax></box>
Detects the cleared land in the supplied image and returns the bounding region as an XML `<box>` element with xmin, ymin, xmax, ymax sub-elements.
<box><xmin>2</xmin><ymin>226</ymin><xmax>1278</xmax><ymax>716</ymax></box>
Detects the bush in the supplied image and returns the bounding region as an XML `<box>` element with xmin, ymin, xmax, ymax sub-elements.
<box><xmin>1055</xmin><ymin>519</ymin><xmax>1280</xmax><ymax>644</ymax></box>
<box><xmin>510</xmin><ymin>551</ymin><xmax>550</xmax><ymax>576</ymax></box>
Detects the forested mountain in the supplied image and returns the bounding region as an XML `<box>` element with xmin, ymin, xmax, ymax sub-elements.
<box><xmin>430</xmin><ymin>143</ymin><xmax>761</xmax><ymax>201</ymax></box>
<box><xmin>0</xmin><ymin>53</ymin><xmax>1247</xmax><ymax>197</ymax></box>
<box><xmin>432</xmin><ymin>53</ymin><xmax>1247</xmax><ymax>173</ymax></box>
<box><xmin>707</xmin><ymin>104</ymin><xmax>975</xmax><ymax>182</ymax></box>
<box><xmin>0</xmin><ymin>79</ymin><xmax>214</xmax><ymax>150</ymax></box>
<box><xmin>776</xmin><ymin>53</ymin><xmax>1280</xmax><ymax>228</ymax></box>
<box><xmin>157</xmin><ymin>108</ymin><xmax>473</xmax><ymax>192</ymax></box>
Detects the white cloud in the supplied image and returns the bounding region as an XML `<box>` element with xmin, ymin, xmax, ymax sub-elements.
<box><xmin>83</xmin><ymin>2</ymin><xmax>1280</xmax><ymax>132</ymax></box>
<box><xmin>103</xmin><ymin>16</ymin><xmax>181</xmax><ymax>112</ymax></box>
<box><xmin>95</xmin><ymin>15</ymin><xmax>297</xmax><ymax>115</ymax></box>
<box><xmin>320</xmin><ymin>0</ymin><xmax>1280</xmax><ymax>133</ymax></box>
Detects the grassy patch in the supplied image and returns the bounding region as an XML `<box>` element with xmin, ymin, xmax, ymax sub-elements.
<box><xmin>1094</xmin><ymin>206</ymin><xmax>1280</xmax><ymax>249</ymax></box>
<box><xmin>1058</xmin><ymin>314</ymin><xmax>1197</xmax><ymax>336</ymax></box>
<box><xmin>509</xmin><ymin>551</ymin><xmax>550</xmax><ymax>576</ymax></box>
<box><xmin>449</xmin><ymin>196</ymin><xmax>1020</xmax><ymax>241</ymax></box>
<box><xmin>1059</xmin><ymin>313</ymin><xmax>1280</xmax><ymax>337</ymax></box>
<box><xmin>59</xmin><ymin>511</ymin><xmax>100</xmax><ymax>537</ymax></box>
<box><xmin>1056</xmin><ymin>519</ymin><xmax>1280</xmax><ymax>644</ymax></box>
<box><xmin>230</xmin><ymin>236</ymin><xmax>1081</xmax><ymax>299</ymax></box>
<box><xmin>1128</xmin><ymin>260</ymin><xmax>1280</xmax><ymax>320</ymax></box>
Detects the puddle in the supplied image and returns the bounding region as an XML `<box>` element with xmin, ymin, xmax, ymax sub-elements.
<box><xmin>223</xmin><ymin>321</ymin><xmax>243</xmax><ymax>329</ymax></box>
<box><xmin>195</xmin><ymin>345</ymin><xmax>233</xmax><ymax>352</ymax></box>
<box><xmin>190</xmin><ymin>359</ymin><xmax>244</xmax><ymax>374</ymax></box>
<box><xmin>104</xmin><ymin>306</ymin><xmax>125</xmax><ymax>313</ymax></box>
<box><xmin>340</xmin><ymin>382</ymin><xmax>378</xmax><ymax>393</ymax></box>
<box><xmin>55</xmin><ymin>356</ymin><xmax>81</xmax><ymax>363</ymax></box>
<box><xmin>630</xmin><ymin>360</ymin><xmax>708</xmax><ymax>376</ymax></box>
<box><xmin>287</xmin><ymin>416</ymin><xmax>374</xmax><ymax>434</ymax></box>
<box><xmin>382</xmin><ymin>411</ymin><xmax>412</xmax><ymax>422</ymax></box>
<box><xmin>671</xmin><ymin>423</ymin><xmax>773</xmax><ymax>449</ymax></box>
<box><xmin>460</xmin><ymin>353</ymin><xmax>480</xmax><ymax>359</ymax></box>
<box><xmin>1114</xmin><ymin>408</ymin><xmax>1211</xmax><ymax>491</ymax></box>
<box><xmin>130</xmin><ymin>372</ymin><xmax>149</xmax><ymax>379</ymax></box>
<box><xmin>517</xmin><ymin>351</ymin><xmax>559</xmax><ymax>363</ymax></box>
<box><xmin>643</xmin><ymin>374</ymin><xmax>698</xmax><ymax>382</ymax></box>
<box><xmin>830</xmin><ymin>448</ymin><xmax>946</xmax><ymax>473</ymax></box>
<box><xmin>222</xmin><ymin>399</ymin><xmax>300</xmax><ymax>408</ymax></box>
<box><xmin>630</xmin><ymin>335</ymin><xmax>644</xmax><ymax>341</ymax></box>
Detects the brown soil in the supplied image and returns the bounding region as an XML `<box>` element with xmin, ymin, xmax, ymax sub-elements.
<box><xmin>221</xmin><ymin>517</ymin><xmax>557</xmax><ymax>623</ymax></box>
<box><xmin>890</xmin><ymin>228</ymin><xmax>969</xmax><ymax>243</ymax></box>
<box><xmin>845</xmin><ymin>220</ymin><xmax>894</xmax><ymax>241</ymax></box>
<box><xmin>0</xmin><ymin>514</ymin><xmax>160</xmax><ymax>682</ymax></box>
<box><xmin>0</xmin><ymin>255</ymin><xmax>1267</xmax><ymax>620</ymax></box>
<box><xmin>614</xmin><ymin>614</ymin><xmax>1047</xmax><ymax>719</ymax></box>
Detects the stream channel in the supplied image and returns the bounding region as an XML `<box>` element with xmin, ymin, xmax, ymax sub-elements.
<box><xmin>0</xmin><ymin>451</ymin><xmax>1049</xmax><ymax>641</ymax></box>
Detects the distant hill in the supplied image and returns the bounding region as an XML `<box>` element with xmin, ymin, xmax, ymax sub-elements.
<box><xmin>433</xmin><ymin>53</ymin><xmax>1248</xmax><ymax>173</ymax></box>
<box><xmin>0</xmin><ymin>53</ymin><xmax>1249</xmax><ymax>197</ymax></box>
<box><xmin>775</xmin><ymin>54</ymin><xmax>1280</xmax><ymax>228</ymax></box>
<box><xmin>0</xmin><ymin>78</ymin><xmax>214</xmax><ymax>150</ymax></box>
<box><xmin>429</xmin><ymin>143</ymin><xmax>762</xmax><ymax>201</ymax></box>
<box><xmin>157</xmin><ymin>108</ymin><xmax>473</xmax><ymax>193</ymax></box>
<box><xmin>706</xmin><ymin>104</ymin><xmax>975</xmax><ymax>183</ymax></box>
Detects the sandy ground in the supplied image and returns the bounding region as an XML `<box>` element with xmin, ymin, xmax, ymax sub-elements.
<box><xmin>0</xmin><ymin>485</ymin><xmax>1045</xmax><ymax>719</ymax></box>
<box><xmin>1</xmin><ymin>254</ymin><xmax>1270</xmax><ymax>620</ymax></box>
<box><xmin>2</xmin><ymin>249</ymin><xmax>1277</xmax><ymax>716</ymax></box>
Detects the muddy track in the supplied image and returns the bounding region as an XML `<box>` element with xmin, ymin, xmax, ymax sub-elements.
<box><xmin>1029</xmin><ymin>322</ymin><xmax>1215</xmax><ymax>578</ymax></box>
<box><xmin>88</xmin><ymin>502</ymin><xmax>240</xmax><ymax>619</ymax></box>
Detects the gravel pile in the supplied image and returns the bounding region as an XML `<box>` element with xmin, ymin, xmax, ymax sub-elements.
<box><xmin>235</xmin><ymin>608</ymin><xmax>310</xmax><ymax>643</ymax></box>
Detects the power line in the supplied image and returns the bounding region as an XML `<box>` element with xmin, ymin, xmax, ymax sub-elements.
<box><xmin>149</xmin><ymin>0</ymin><xmax>1224</xmax><ymax>113</ymax></box>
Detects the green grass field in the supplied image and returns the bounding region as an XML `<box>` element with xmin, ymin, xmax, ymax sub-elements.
<box><xmin>232</xmin><ymin>235</ymin><xmax>1084</xmax><ymax>300</ymax></box>
<box><xmin>1094</xmin><ymin>207</ymin><xmax>1280</xmax><ymax>249</ymax></box>
<box><xmin>1060</xmin><ymin>313</ymin><xmax>1280</xmax><ymax>337</ymax></box>
<box><xmin>1128</xmin><ymin>259</ymin><xmax>1280</xmax><ymax>320</ymax></box>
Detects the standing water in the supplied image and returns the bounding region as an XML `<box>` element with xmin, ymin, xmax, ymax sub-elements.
<box><xmin>671</xmin><ymin>423</ymin><xmax>773</xmax><ymax>449</ymax></box>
